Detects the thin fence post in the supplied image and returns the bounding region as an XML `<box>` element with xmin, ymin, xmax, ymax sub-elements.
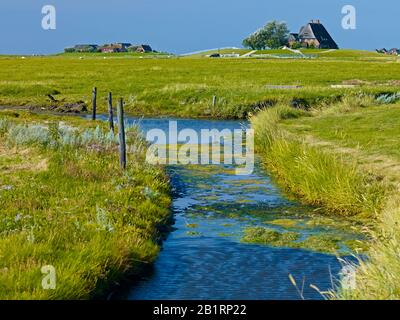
<box><xmin>117</xmin><ymin>98</ymin><xmax>127</xmax><ymax>170</ymax></box>
<box><xmin>92</xmin><ymin>87</ymin><xmax>97</xmax><ymax>120</ymax></box>
<box><xmin>108</xmin><ymin>92</ymin><xmax>114</xmax><ymax>133</ymax></box>
<box><xmin>212</xmin><ymin>95</ymin><xmax>217</xmax><ymax>107</ymax></box>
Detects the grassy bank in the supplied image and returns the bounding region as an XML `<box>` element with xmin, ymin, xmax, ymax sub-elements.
<box><xmin>0</xmin><ymin>51</ymin><xmax>399</xmax><ymax>119</ymax></box>
<box><xmin>251</xmin><ymin>98</ymin><xmax>400</xmax><ymax>299</ymax></box>
<box><xmin>0</xmin><ymin>110</ymin><xmax>171</xmax><ymax>299</ymax></box>
<box><xmin>251</xmin><ymin>103</ymin><xmax>386</xmax><ymax>217</ymax></box>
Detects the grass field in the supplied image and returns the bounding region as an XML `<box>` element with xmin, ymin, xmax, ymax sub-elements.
<box><xmin>186</xmin><ymin>48</ymin><xmax>392</xmax><ymax>59</ymax></box>
<box><xmin>0</xmin><ymin>110</ymin><xmax>171</xmax><ymax>299</ymax></box>
<box><xmin>251</xmin><ymin>98</ymin><xmax>400</xmax><ymax>299</ymax></box>
<box><xmin>284</xmin><ymin>104</ymin><xmax>400</xmax><ymax>160</ymax></box>
<box><xmin>0</xmin><ymin>50</ymin><xmax>399</xmax><ymax>119</ymax></box>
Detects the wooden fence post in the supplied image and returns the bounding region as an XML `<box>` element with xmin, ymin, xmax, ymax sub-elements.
<box><xmin>92</xmin><ymin>87</ymin><xmax>97</xmax><ymax>120</ymax></box>
<box><xmin>212</xmin><ymin>95</ymin><xmax>217</xmax><ymax>107</ymax></box>
<box><xmin>108</xmin><ymin>92</ymin><xmax>114</xmax><ymax>133</ymax></box>
<box><xmin>117</xmin><ymin>98</ymin><xmax>127</xmax><ymax>170</ymax></box>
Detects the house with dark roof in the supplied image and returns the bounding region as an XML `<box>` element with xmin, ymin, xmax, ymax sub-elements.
<box><xmin>289</xmin><ymin>20</ymin><xmax>338</xmax><ymax>49</ymax></box>
<box><xmin>388</xmin><ymin>48</ymin><xmax>400</xmax><ymax>55</ymax></box>
<box><xmin>288</xmin><ymin>33</ymin><xmax>299</xmax><ymax>44</ymax></box>
<box><xmin>377</xmin><ymin>48</ymin><xmax>399</xmax><ymax>56</ymax></box>
<box><xmin>100</xmin><ymin>43</ymin><xmax>132</xmax><ymax>53</ymax></box>
<box><xmin>64</xmin><ymin>42</ymin><xmax>154</xmax><ymax>54</ymax></box>
<box><xmin>128</xmin><ymin>44</ymin><xmax>153</xmax><ymax>53</ymax></box>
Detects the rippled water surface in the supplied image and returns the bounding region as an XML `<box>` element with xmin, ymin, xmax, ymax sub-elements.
<box><xmin>110</xmin><ymin>117</ymin><xmax>361</xmax><ymax>300</ymax></box>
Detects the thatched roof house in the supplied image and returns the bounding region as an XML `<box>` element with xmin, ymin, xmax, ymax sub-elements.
<box><xmin>100</xmin><ymin>43</ymin><xmax>132</xmax><ymax>53</ymax></box>
<box><xmin>289</xmin><ymin>20</ymin><xmax>338</xmax><ymax>49</ymax></box>
<box><xmin>64</xmin><ymin>43</ymin><xmax>154</xmax><ymax>54</ymax></box>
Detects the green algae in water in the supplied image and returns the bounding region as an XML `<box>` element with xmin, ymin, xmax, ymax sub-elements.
<box><xmin>186</xmin><ymin>231</ymin><xmax>202</xmax><ymax>237</ymax></box>
<box><xmin>266</xmin><ymin>219</ymin><xmax>301</xmax><ymax>228</ymax></box>
<box><xmin>229</xmin><ymin>179</ymin><xmax>265</xmax><ymax>186</ymax></box>
<box><xmin>304</xmin><ymin>216</ymin><xmax>363</xmax><ymax>233</ymax></box>
<box><xmin>174</xmin><ymin>145</ymin><xmax>369</xmax><ymax>256</ymax></box>
<box><xmin>241</xmin><ymin>226</ymin><xmax>364</xmax><ymax>255</ymax></box>
<box><xmin>242</xmin><ymin>227</ymin><xmax>300</xmax><ymax>247</ymax></box>
<box><xmin>221</xmin><ymin>223</ymin><xmax>233</xmax><ymax>227</ymax></box>
<box><xmin>201</xmin><ymin>195</ymin><xmax>220</xmax><ymax>201</ymax></box>
<box><xmin>217</xmin><ymin>232</ymin><xmax>237</xmax><ymax>237</ymax></box>
<box><xmin>186</xmin><ymin>223</ymin><xmax>199</xmax><ymax>229</ymax></box>
<box><xmin>236</xmin><ymin>199</ymin><xmax>257</xmax><ymax>204</ymax></box>
<box><xmin>297</xmin><ymin>235</ymin><xmax>341</xmax><ymax>254</ymax></box>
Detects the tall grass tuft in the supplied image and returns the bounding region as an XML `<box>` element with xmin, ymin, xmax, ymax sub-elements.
<box><xmin>251</xmin><ymin>105</ymin><xmax>385</xmax><ymax>217</ymax></box>
<box><xmin>313</xmin><ymin>93</ymin><xmax>376</xmax><ymax>115</ymax></box>
<box><xmin>337</xmin><ymin>194</ymin><xmax>400</xmax><ymax>299</ymax></box>
<box><xmin>0</xmin><ymin>118</ymin><xmax>10</xmax><ymax>135</ymax></box>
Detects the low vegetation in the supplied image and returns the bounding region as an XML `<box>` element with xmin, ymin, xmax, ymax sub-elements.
<box><xmin>242</xmin><ymin>227</ymin><xmax>300</xmax><ymax>247</ymax></box>
<box><xmin>0</xmin><ymin>51</ymin><xmax>398</xmax><ymax>119</ymax></box>
<box><xmin>0</xmin><ymin>111</ymin><xmax>171</xmax><ymax>299</ymax></box>
<box><xmin>251</xmin><ymin>103</ymin><xmax>386</xmax><ymax>217</ymax></box>
<box><xmin>251</xmin><ymin>96</ymin><xmax>400</xmax><ymax>299</ymax></box>
<box><xmin>241</xmin><ymin>225</ymin><xmax>366</xmax><ymax>254</ymax></box>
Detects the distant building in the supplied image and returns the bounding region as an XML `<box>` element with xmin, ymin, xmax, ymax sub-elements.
<box><xmin>116</xmin><ymin>43</ymin><xmax>132</xmax><ymax>49</ymax></box>
<box><xmin>128</xmin><ymin>44</ymin><xmax>153</xmax><ymax>53</ymax></box>
<box><xmin>376</xmin><ymin>48</ymin><xmax>399</xmax><ymax>55</ymax></box>
<box><xmin>289</xmin><ymin>20</ymin><xmax>339</xmax><ymax>49</ymax></box>
<box><xmin>100</xmin><ymin>45</ymin><xmax>120</xmax><ymax>53</ymax></box>
<box><xmin>376</xmin><ymin>48</ymin><xmax>388</xmax><ymax>54</ymax></box>
<box><xmin>288</xmin><ymin>33</ymin><xmax>299</xmax><ymax>45</ymax></box>
<box><xmin>100</xmin><ymin>43</ymin><xmax>132</xmax><ymax>53</ymax></box>
<box><xmin>65</xmin><ymin>42</ymin><xmax>154</xmax><ymax>54</ymax></box>
<box><xmin>64</xmin><ymin>44</ymin><xmax>99</xmax><ymax>53</ymax></box>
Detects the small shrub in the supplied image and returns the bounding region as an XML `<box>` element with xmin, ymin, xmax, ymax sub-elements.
<box><xmin>315</xmin><ymin>94</ymin><xmax>376</xmax><ymax>115</ymax></box>
<box><xmin>7</xmin><ymin>124</ymin><xmax>50</xmax><ymax>146</ymax></box>
<box><xmin>376</xmin><ymin>92</ymin><xmax>400</xmax><ymax>104</ymax></box>
<box><xmin>0</xmin><ymin>119</ymin><xmax>10</xmax><ymax>136</ymax></box>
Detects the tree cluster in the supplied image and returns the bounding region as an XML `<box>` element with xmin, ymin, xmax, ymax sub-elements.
<box><xmin>243</xmin><ymin>21</ymin><xmax>289</xmax><ymax>50</ymax></box>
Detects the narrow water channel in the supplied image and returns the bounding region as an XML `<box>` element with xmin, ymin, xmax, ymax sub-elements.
<box><xmin>108</xmin><ymin>117</ymin><xmax>361</xmax><ymax>300</ymax></box>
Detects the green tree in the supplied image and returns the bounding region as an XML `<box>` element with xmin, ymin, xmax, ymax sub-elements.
<box><xmin>290</xmin><ymin>41</ymin><xmax>302</xmax><ymax>49</ymax></box>
<box><xmin>243</xmin><ymin>21</ymin><xmax>289</xmax><ymax>50</ymax></box>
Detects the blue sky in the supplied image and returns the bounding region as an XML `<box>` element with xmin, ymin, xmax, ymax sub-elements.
<box><xmin>0</xmin><ymin>0</ymin><xmax>398</xmax><ymax>54</ymax></box>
